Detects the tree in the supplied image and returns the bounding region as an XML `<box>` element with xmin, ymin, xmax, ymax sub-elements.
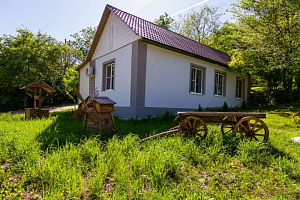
<box><xmin>0</xmin><ymin>28</ymin><xmax>74</xmax><ymax>111</ymax></box>
<box><xmin>154</xmin><ymin>13</ymin><xmax>174</xmax><ymax>30</ymax></box>
<box><xmin>172</xmin><ymin>5</ymin><xmax>223</xmax><ymax>46</ymax></box>
<box><xmin>70</xmin><ymin>26</ymin><xmax>97</xmax><ymax>62</ymax></box>
<box><xmin>210</xmin><ymin>22</ymin><xmax>242</xmax><ymax>57</ymax></box>
<box><xmin>229</xmin><ymin>0</ymin><xmax>300</xmax><ymax>103</ymax></box>
<box><xmin>63</xmin><ymin>65</ymin><xmax>79</xmax><ymax>103</ymax></box>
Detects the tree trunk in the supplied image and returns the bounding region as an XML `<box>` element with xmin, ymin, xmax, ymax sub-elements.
<box><xmin>287</xmin><ymin>78</ymin><xmax>294</xmax><ymax>103</ymax></box>
<box><xmin>297</xmin><ymin>76</ymin><xmax>300</xmax><ymax>99</ymax></box>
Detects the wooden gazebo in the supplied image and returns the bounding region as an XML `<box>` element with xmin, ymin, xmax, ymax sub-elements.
<box><xmin>20</xmin><ymin>80</ymin><xmax>55</xmax><ymax>119</ymax></box>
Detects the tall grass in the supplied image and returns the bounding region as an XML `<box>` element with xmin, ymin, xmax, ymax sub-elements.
<box><xmin>0</xmin><ymin>108</ymin><xmax>300</xmax><ymax>199</ymax></box>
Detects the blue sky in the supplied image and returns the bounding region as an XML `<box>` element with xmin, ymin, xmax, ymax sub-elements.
<box><xmin>0</xmin><ymin>0</ymin><xmax>237</xmax><ymax>42</ymax></box>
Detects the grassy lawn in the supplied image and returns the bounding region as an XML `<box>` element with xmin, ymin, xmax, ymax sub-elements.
<box><xmin>1</xmin><ymin>107</ymin><xmax>300</xmax><ymax>199</ymax></box>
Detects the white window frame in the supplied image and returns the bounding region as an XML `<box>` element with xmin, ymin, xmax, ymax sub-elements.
<box><xmin>214</xmin><ymin>72</ymin><xmax>225</xmax><ymax>97</ymax></box>
<box><xmin>104</xmin><ymin>62</ymin><xmax>114</xmax><ymax>91</ymax></box>
<box><xmin>190</xmin><ymin>67</ymin><xmax>203</xmax><ymax>94</ymax></box>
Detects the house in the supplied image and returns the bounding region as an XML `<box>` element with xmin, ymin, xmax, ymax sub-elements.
<box><xmin>76</xmin><ymin>4</ymin><xmax>250</xmax><ymax>118</ymax></box>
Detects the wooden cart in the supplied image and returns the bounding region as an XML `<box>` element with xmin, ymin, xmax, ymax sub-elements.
<box><xmin>141</xmin><ymin>112</ymin><xmax>269</xmax><ymax>143</ymax></box>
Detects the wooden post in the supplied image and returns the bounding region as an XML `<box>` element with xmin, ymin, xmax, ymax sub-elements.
<box><xmin>34</xmin><ymin>87</ymin><xmax>37</xmax><ymax>109</ymax></box>
<box><xmin>38</xmin><ymin>87</ymin><xmax>42</xmax><ymax>117</ymax></box>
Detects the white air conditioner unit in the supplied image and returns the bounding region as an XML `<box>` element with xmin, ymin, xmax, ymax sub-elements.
<box><xmin>86</xmin><ymin>67</ymin><xmax>94</xmax><ymax>77</ymax></box>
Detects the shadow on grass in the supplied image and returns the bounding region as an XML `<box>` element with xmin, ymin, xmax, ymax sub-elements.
<box><xmin>35</xmin><ymin>110</ymin><xmax>177</xmax><ymax>152</ymax></box>
<box><xmin>35</xmin><ymin>111</ymin><xmax>100</xmax><ymax>152</ymax></box>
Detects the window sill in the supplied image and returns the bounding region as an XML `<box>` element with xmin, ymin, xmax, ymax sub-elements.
<box><xmin>235</xmin><ymin>97</ymin><xmax>243</xmax><ymax>100</ymax></box>
<box><xmin>104</xmin><ymin>89</ymin><xmax>114</xmax><ymax>92</ymax></box>
<box><xmin>190</xmin><ymin>92</ymin><xmax>204</xmax><ymax>96</ymax></box>
<box><xmin>214</xmin><ymin>95</ymin><xmax>225</xmax><ymax>98</ymax></box>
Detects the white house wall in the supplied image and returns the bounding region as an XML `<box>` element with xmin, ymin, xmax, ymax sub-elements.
<box><xmin>92</xmin><ymin>12</ymin><xmax>141</xmax><ymax>60</ymax></box>
<box><xmin>145</xmin><ymin>44</ymin><xmax>248</xmax><ymax>109</ymax></box>
<box><xmin>79</xmin><ymin>62</ymin><xmax>90</xmax><ymax>100</ymax></box>
<box><xmin>94</xmin><ymin>44</ymin><xmax>132</xmax><ymax>107</ymax></box>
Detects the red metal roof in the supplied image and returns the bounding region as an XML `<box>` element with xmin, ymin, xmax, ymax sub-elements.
<box><xmin>107</xmin><ymin>4</ymin><xmax>231</xmax><ymax>66</ymax></box>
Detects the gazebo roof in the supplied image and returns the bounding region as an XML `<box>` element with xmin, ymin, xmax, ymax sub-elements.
<box><xmin>20</xmin><ymin>80</ymin><xmax>55</xmax><ymax>93</ymax></box>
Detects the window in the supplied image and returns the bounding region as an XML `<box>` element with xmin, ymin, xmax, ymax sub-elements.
<box><xmin>190</xmin><ymin>67</ymin><xmax>203</xmax><ymax>94</ymax></box>
<box><xmin>214</xmin><ymin>71</ymin><xmax>226</xmax><ymax>96</ymax></box>
<box><xmin>236</xmin><ymin>78</ymin><xmax>244</xmax><ymax>99</ymax></box>
<box><xmin>190</xmin><ymin>64</ymin><xmax>206</xmax><ymax>95</ymax></box>
<box><xmin>103</xmin><ymin>62</ymin><xmax>114</xmax><ymax>91</ymax></box>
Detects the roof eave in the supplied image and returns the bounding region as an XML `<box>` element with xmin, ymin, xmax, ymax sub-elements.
<box><xmin>141</xmin><ymin>38</ymin><xmax>230</xmax><ymax>68</ymax></box>
<box><xmin>76</xmin><ymin>6</ymin><xmax>112</xmax><ymax>71</ymax></box>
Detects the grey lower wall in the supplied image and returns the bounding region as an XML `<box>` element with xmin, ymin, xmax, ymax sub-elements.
<box><xmin>114</xmin><ymin>106</ymin><xmax>196</xmax><ymax>118</ymax></box>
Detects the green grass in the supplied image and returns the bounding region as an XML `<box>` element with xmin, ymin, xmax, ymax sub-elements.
<box><xmin>0</xmin><ymin>108</ymin><xmax>300</xmax><ymax>199</ymax></box>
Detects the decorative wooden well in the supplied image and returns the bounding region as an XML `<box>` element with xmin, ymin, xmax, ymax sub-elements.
<box><xmin>83</xmin><ymin>97</ymin><xmax>116</xmax><ymax>131</ymax></box>
<box><xmin>20</xmin><ymin>80</ymin><xmax>55</xmax><ymax>119</ymax></box>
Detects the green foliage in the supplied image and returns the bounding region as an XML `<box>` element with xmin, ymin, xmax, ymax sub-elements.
<box><xmin>241</xmin><ymin>100</ymin><xmax>247</xmax><ymax>110</ymax></box>
<box><xmin>172</xmin><ymin>5</ymin><xmax>223</xmax><ymax>46</ymax></box>
<box><xmin>292</xmin><ymin>114</ymin><xmax>300</xmax><ymax>126</ymax></box>
<box><xmin>237</xmin><ymin>141</ymin><xmax>270</xmax><ymax>165</ymax></box>
<box><xmin>229</xmin><ymin>0</ymin><xmax>300</xmax><ymax>103</ymax></box>
<box><xmin>222</xmin><ymin>101</ymin><xmax>228</xmax><ymax>112</ymax></box>
<box><xmin>63</xmin><ymin>65</ymin><xmax>79</xmax><ymax>103</ymax></box>
<box><xmin>0</xmin><ymin>28</ymin><xmax>75</xmax><ymax>111</ymax></box>
<box><xmin>70</xmin><ymin>26</ymin><xmax>97</xmax><ymax>62</ymax></box>
<box><xmin>154</xmin><ymin>13</ymin><xmax>174</xmax><ymax>30</ymax></box>
<box><xmin>198</xmin><ymin>103</ymin><xmax>203</xmax><ymax>111</ymax></box>
<box><xmin>1</xmin><ymin>107</ymin><xmax>300</xmax><ymax>199</ymax></box>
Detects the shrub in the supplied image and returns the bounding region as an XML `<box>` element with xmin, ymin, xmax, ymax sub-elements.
<box><xmin>197</xmin><ymin>103</ymin><xmax>203</xmax><ymax>112</ymax></box>
<box><xmin>241</xmin><ymin>100</ymin><xmax>247</xmax><ymax>110</ymax></box>
<box><xmin>222</xmin><ymin>101</ymin><xmax>228</xmax><ymax>112</ymax></box>
<box><xmin>163</xmin><ymin>110</ymin><xmax>171</xmax><ymax>121</ymax></box>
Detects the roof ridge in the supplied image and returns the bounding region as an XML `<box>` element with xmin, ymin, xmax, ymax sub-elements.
<box><xmin>106</xmin><ymin>4</ymin><xmax>230</xmax><ymax>58</ymax></box>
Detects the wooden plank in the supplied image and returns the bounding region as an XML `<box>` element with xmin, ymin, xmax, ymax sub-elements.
<box><xmin>177</xmin><ymin>112</ymin><xmax>266</xmax><ymax>118</ymax></box>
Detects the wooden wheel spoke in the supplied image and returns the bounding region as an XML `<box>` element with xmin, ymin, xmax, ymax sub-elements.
<box><xmin>255</xmin><ymin>133</ymin><xmax>265</xmax><ymax>136</ymax></box>
<box><xmin>187</xmin><ymin>120</ymin><xmax>192</xmax><ymax>128</ymax></box>
<box><xmin>182</xmin><ymin>125</ymin><xmax>190</xmax><ymax>130</ymax></box>
<box><xmin>195</xmin><ymin>123</ymin><xmax>202</xmax><ymax>129</ymax></box>
<box><xmin>180</xmin><ymin>130</ymin><xmax>190</xmax><ymax>133</ymax></box>
<box><xmin>254</xmin><ymin>126</ymin><xmax>264</xmax><ymax>132</ymax></box>
<box><xmin>240</xmin><ymin>124</ymin><xmax>249</xmax><ymax>132</ymax></box>
<box><xmin>253</xmin><ymin>136</ymin><xmax>259</xmax><ymax>141</ymax></box>
<box><xmin>247</xmin><ymin>120</ymin><xmax>251</xmax><ymax>130</ymax></box>
<box><xmin>197</xmin><ymin>129</ymin><xmax>206</xmax><ymax>132</ymax></box>
<box><xmin>252</xmin><ymin>121</ymin><xmax>258</xmax><ymax>131</ymax></box>
<box><xmin>193</xmin><ymin>119</ymin><xmax>196</xmax><ymax>128</ymax></box>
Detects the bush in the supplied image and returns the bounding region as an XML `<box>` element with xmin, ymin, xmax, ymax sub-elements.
<box><xmin>222</xmin><ymin>101</ymin><xmax>228</xmax><ymax>112</ymax></box>
<box><xmin>241</xmin><ymin>100</ymin><xmax>247</xmax><ymax>110</ymax></box>
<box><xmin>163</xmin><ymin>110</ymin><xmax>171</xmax><ymax>121</ymax></box>
<box><xmin>197</xmin><ymin>103</ymin><xmax>203</xmax><ymax>112</ymax></box>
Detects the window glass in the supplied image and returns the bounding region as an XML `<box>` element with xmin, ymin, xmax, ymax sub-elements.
<box><xmin>236</xmin><ymin>79</ymin><xmax>243</xmax><ymax>98</ymax></box>
<box><xmin>190</xmin><ymin>67</ymin><xmax>203</xmax><ymax>94</ymax></box>
<box><xmin>215</xmin><ymin>73</ymin><xmax>224</xmax><ymax>96</ymax></box>
<box><xmin>104</xmin><ymin>62</ymin><xmax>114</xmax><ymax>90</ymax></box>
<box><xmin>196</xmin><ymin>70</ymin><xmax>202</xmax><ymax>93</ymax></box>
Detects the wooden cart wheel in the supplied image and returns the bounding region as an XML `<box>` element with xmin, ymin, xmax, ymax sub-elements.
<box><xmin>233</xmin><ymin>116</ymin><xmax>269</xmax><ymax>142</ymax></box>
<box><xmin>178</xmin><ymin>116</ymin><xmax>208</xmax><ymax>139</ymax></box>
<box><xmin>221</xmin><ymin>116</ymin><xmax>237</xmax><ymax>135</ymax></box>
<box><xmin>173</xmin><ymin>116</ymin><xmax>182</xmax><ymax>127</ymax></box>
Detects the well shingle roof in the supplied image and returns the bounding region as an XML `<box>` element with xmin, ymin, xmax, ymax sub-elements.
<box><xmin>107</xmin><ymin>4</ymin><xmax>231</xmax><ymax>66</ymax></box>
